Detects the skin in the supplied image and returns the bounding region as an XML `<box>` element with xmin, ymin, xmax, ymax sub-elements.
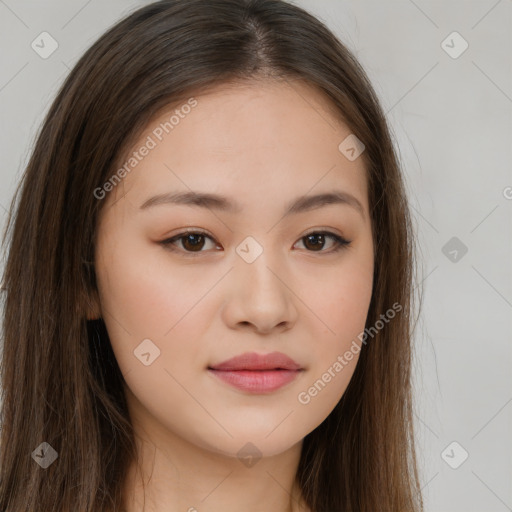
<box><xmin>91</xmin><ymin>78</ymin><xmax>374</xmax><ymax>512</ymax></box>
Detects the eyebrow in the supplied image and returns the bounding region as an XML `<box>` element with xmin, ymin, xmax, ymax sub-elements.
<box><xmin>139</xmin><ymin>189</ymin><xmax>365</xmax><ymax>219</ymax></box>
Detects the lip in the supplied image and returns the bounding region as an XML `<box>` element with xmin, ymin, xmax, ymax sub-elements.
<box><xmin>208</xmin><ymin>351</ymin><xmax>303</xmax><ymax>393</ymax></box>
<box><xmin>209</xmin><ymin>351</ymin><xmax>302</xmax><ymax>371</ymax></box>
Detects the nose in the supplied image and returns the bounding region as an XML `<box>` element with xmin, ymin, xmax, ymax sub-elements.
<box><xmin>221</xmin><ymin>250</ymin><xmax>298</xmax><ymax>335</ymax></box>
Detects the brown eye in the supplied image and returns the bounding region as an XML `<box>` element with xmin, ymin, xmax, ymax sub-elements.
<box><xmin>303</xmin><ymin>233</ymin><xmax>328</xmax><ymax>251</ymax></box>
<box><xmin>295</xmin><ymin>231</ymin><xmax>351</xmax><ymax>253</ymax></box>
<box><xmin>161</xmin><ymin>230</ymin><xmax>220</xmax><ymax>254</ymax></box>
<box><xmin>180</xmin><ymin>233</ymin><xmax>206</xmax><ymax>252</ymax></box>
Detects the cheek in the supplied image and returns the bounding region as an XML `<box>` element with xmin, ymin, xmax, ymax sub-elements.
<box><xmin>300</xmin><ymin>248</ymin><xmax>373</xmax><ymax>341</ymax></box>
<box><xmin>329</xmin><ymin>272</ymin><xmax>372</xmax><ymax>340</ymax></box>
<box><xmin>294</xmin><ymin>252</ymin><xmax>373</xmax><ymax>413</ymax></box>
<box><xmin>94</xmin><ymin>235</ymin><xmax>204</xmax><ymax>371</ymax></box>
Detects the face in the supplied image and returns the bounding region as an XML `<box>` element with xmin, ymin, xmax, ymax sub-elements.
<box><xmin>93</xmin><ymin>79</ymin><xmax>374</xmax><ymax>459</ymax></box>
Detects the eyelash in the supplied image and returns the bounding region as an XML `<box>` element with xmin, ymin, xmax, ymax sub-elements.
<box><xmin>159</xmin><ymin>228</ymin><xmax>351</xmax><ymax>256</ymax></box>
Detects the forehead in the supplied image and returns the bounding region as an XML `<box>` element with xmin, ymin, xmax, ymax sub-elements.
<box><xmin>105</xmin><ymin>79</ymin><xmax>369</xmax><ymax>214</ymax></box>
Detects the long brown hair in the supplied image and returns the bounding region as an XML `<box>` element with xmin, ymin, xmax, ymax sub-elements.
<box><xmin>0</xmin><ymin>1</ymin><xmax>423</xmax><ymax>510</ymax></box>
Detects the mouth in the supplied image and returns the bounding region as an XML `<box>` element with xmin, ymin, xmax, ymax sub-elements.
<box><xmin>207</xmin><ymin>351</ymin><xmax>304</xmax><ymax>393</ymax></box>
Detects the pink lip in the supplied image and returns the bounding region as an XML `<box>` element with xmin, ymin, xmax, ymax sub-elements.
<box><xmin>208</xmin><ymin>352</ymin><xmax>303</xmax><ymax>393</ymax></box>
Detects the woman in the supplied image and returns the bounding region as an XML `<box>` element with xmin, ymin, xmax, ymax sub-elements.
<box><xmin>0</xmin><ymin>1</ymin><xmax>423</xmax><ymax>510</ymax></box>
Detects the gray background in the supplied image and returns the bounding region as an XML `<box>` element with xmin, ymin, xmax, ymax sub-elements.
<box><xmin>0</xmin><ymin>1</ymin><xmax>511</xmax><ymax>511</ymax></box>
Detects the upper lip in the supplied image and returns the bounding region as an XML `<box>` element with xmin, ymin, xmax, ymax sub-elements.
<box><xmin>209</xmin><ymin>351</ymin><xmax>302</xmax><ymax>371</ymax></box>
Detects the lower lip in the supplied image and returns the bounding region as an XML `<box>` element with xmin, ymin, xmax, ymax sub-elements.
<box><xmin>208</xmin><ymin>369</ymin><xmax>301</xmax><ymax>393</ymax></box>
